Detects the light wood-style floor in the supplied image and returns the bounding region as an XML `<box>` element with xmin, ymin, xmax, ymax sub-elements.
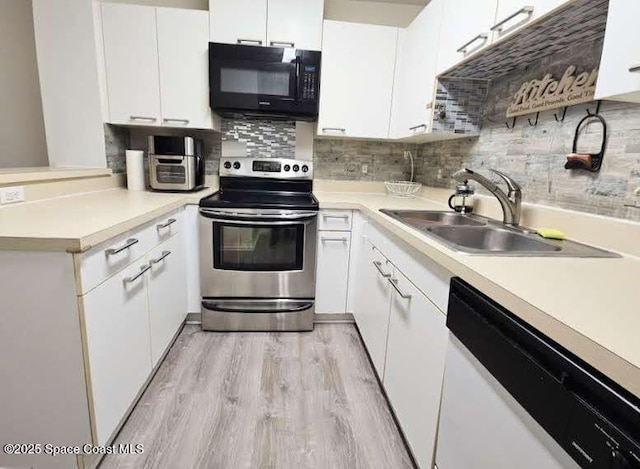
<box><xmin>100</xmin><ymin>324</ymin><xmax>415</xmax><ymax>469</ymax></box>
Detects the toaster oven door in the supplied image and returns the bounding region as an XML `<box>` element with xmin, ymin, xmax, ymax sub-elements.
<box><xmin>150</xmin><ymin>155</ymin><xmax>197</xmax><ymax>191</ymax></box>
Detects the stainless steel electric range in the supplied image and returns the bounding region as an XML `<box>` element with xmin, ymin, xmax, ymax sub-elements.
<box><xmin>199</xmin><ymin>157</ymin><xmax>318</xmax><ymax>332</ymax></box>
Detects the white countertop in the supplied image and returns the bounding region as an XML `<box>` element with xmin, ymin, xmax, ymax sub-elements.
<box><xmin>0</xmin><ymin>183</ymin><xmax>639</xmax><ymax>399</ymax></box>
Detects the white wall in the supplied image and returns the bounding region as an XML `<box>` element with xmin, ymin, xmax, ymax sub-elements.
<box><xmin>33</xmin><ymin>0</ymin><xmax>107</xmax><ymax>168</ymax></box>
<box><xmin>325</xmin><ymin>0</ymin><xmax>422</xmax><ymax>27</ymax></box>
<box><xmin>0</xmin><ymin>0</ymin><xmax>48</xmax><ymax>168</ymax></box>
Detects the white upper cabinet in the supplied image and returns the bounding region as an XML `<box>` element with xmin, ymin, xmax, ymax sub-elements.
<box><xmin>318</xmin><ymin>21</ymin><xmax>398</xmax><ymax>139</ymax></box>
<box><xmin>102</xmin><ymin>4</ymin><xmax>215</xmax><ymax>129</ymax></box>
<box><xmin>267</xmin><ymin>0</ymin><xmax>324</xmax><ymax>50</ymax></box>
<box><xmin>596</xmin><ymin>0</ymin><xmax>640</xmax><ymax>103</ymax></box>
<box><xmin>390</xmin><ymin>0</ymin><xmax>443</xmax><ymax>139</ymax></box>
<box><xmin>436</xmin><ymin>0</ymin><xmax>498</xmax><ymax>75</ymax></box>
<box><xmin>210</xmin><ymin>0</ymin><xmax>323</xmax><ymax>50</ymax></box>
<box><xmin>491</xmin><ymin>0</ymin><xmax>567</xmax><ymax>42</ymax></box>
<box><xmin>102</xmin><ymin>3</ymin><xmax>161</xmax><ymax>126</ymax></box>
<box><xmin>157</xmin><ymin>8</ymin><xmax>213</xmax><ymax>129</ymax></box>
<box><xmin>209</xmin><ymin>0</ymin><xmax>267</xmax><ymax>46</ymax></box>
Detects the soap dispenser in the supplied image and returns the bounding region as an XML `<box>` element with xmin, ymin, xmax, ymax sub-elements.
<box><xmin>448</xmin><ymin>181</ymin><xmax>475</xmax><ymax>213</ymax></box>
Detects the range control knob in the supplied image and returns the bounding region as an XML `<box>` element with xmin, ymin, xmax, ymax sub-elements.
<box><xmin>301</xmin><ymin>165</ymin><xmax>309</xmax><ymax>173</ymax></box>
<box><xmin>233</xmin><ymin>161</ymin><xmax>241</xmax><ymax>170</ymax></box>
<box><xmin>223</xmin><ymin>161</ymin><xmax>231</xmax><ymax>169</ymax></box>
<box><xmin>293</xmin><ymin>164</ymin><xmax>300</xmax><ymax>172</ymax></box>
<box><xmin>284</xmin><ymin>164</ymin><xmax>291</xmax><ymax>172</ymax></box>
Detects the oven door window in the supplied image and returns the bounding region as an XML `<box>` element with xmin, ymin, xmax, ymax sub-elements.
<box><xmin>213</xmin><ymin>222</ymin><xmax>304</xmax><ymax>271</ymax></box>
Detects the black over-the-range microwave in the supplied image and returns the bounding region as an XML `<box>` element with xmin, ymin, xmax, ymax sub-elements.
<box><xmin>208</xmin><ymin>42</ymin><xmax>321</xmax><ymax>121</ymax></box>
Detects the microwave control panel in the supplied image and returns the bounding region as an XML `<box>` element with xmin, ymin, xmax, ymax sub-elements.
<box><xmin>302</xmin><ymin>65</ymin><xmax>318</xmax><ymax>101</ymax></box>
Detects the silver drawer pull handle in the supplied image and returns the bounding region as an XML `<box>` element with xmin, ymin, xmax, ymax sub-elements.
<box><xmin>373</xmin><ymin>260</ymin><xmax>391</xmax><ymax>278</ymax></box>
<box><xmin>162</xmin><ymin>118</ymin><xmax>190</xmax><ymax>124</ymax></box>
<box><xmin>490</xmin><ymin>6</ymin><xmax>534</xmax><ymax>32</ymax></box>
<box><xmin>269</xmin><ymin>40</ymin><xmax>295</xmax><ymax>48</ymax></box>
<box><xmin>321</xmin><ymin>237</ymin><xmax>348</xmax><ymax>242</ymax></box>
<box><xmin>629</xmin><ymin>64</ymin><xmax>640</xmax><ymax>73</ymax></box>
<box><xmin>323</xmin><ymin>214</ymin><xmax>349</xmax><ymax>219</ymax></box>
<box><xmin>457</xmin><ymin>33</ymin><xmax>488</xmax><ymax>53</ymax></box>
<box><xmin>322</xmin><ymin>127</ymin><xmax>346</xmax><ymax>133</ymax></box>
<box><xmin>129</xmin><ymin>115</ymin><xmax>157</xmax><ymax>122</ymax></box>
<box><xmin>105</xmin><ymin>238</ymin><xmax>139</xmax><ymax>256</ymax></box>
<box><xmin>409</xmin><ymin>123</ymin><xmax>427</xmax><ymax>131</ymax></box>
<box><xmin>237</xmin><ymin>38</ymin><xmax>263</xmax><ymax>45</ymax></box>
<box><xmin>157</xmin><ymin>218</ymin><xmax>177</xmax><ymax>230</ymax></box>
<box><xmin>150</xmin><ymin>250</ymin><xmax>171</xmax><ymax>264</ymax></box>
<box><xmin>389</xmin><ymin>278</ymin><xmax>411</xmax><ymax>299</ymax></box>
<box><xmin>123</xmin><ymin>264</ymin><xmax>151</xmax><ymax>284</ymax></box>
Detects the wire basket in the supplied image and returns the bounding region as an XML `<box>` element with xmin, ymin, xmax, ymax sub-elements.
<box><xmin>385</xmin><ymin>181</ymin><xmax>422</xmax><ymax>198</ymax></box>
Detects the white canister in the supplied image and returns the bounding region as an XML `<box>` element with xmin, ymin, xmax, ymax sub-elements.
<box><xmin>125</xmin><ymin>150</ymin><xmax>145</xmax><ymax>191</ymax></box>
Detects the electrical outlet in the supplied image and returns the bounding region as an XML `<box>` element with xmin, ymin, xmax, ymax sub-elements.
<box><xmin>0</xmin><ymin>186</ymin><xmax>25</xmax><ymax>205</ymax></box>
<box><xmin>362</xmin><ymin>164</ymin><xmax>368</xmax><ymax>174</ymax></box>
<box><xmin>437</xmin><ymin>169</ymin><xmax>443</xmax><ymax>180</ymax></box>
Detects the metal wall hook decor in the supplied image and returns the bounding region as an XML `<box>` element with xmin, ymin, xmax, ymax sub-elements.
<box><xmin>586</xmin><ymin>100</ymin><xmax>602</xmax><ymax>116</ymax></box>
<box><xmin>565</xmin><ymin>113</ymin><xmax>607</xmax><ymax>173</ymax></box>
<box><xmin>528</xmin><ymin>112</ymin><xmax>540</xmax><ymax>127</ymax></box>
<box><xmin>506</xmin><ymin>116</ymin><xmax>517</xmax><ymax>129</ymax></box>
<box><xmin>554</xmin><ymin>106</ymin><xmax>568</xmax><ymax>122</ymax></box>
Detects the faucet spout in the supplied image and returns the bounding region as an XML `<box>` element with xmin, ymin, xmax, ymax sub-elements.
<box><xmin>452</xmin><ymin>168</ymin><xmax>522</xmax><ymax>226</ymax></box>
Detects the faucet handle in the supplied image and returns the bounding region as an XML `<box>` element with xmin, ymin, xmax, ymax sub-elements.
<box><xmin>490</xmin><ymin>169</ymin><xmax>522</xmax><ymax>195</ymax></box>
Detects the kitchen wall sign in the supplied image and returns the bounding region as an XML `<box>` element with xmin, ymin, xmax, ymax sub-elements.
<box><xmin>506</xmin><ymin>65</ymin><xmax>598</xmax><ymax>117</ymax></box>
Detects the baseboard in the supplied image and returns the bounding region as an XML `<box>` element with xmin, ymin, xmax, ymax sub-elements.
<box><xmin>314</xmin><ymin>313</ymin><xmax>355</xmax><ymax>323</ymax></box>
<box><xmin>185</xmin><ymin>312</ymin><xmax>355</xmax><ymax>325</ymax></box>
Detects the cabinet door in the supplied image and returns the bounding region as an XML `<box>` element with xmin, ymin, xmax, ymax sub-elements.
<box><xmin>157</xmin><ymin>8</ymin><xmax>213</xmax><ymax>129</ymax></box>
<box><xmin>492</xmin><ymin>0</ymin><xmax>566</xmax><ymax>42</ymax></box>
<box><xmin>390</xmin><ymin>0</ymin><xmax>442</xmax><ymax>139</ymax></box>
<box><xmin>209</xmin><ymin>0</ymin><xmax>267</xmax><ymax>46</ymax></box>
<box><xmin>317</xmin><ymin>21</ymin><xmax>398</xmax><ymax>139</ymax></box>
<box><xmin>315</xmin><ymin>231</ymin><xmax>351</xmax><ymax>313</ymax></box>
<box><xmin>595</xmin><ymin>0</ymin><xmax>640</xmax><ymax>103</ymax></box>
<box><xmin>147</xmin><ymin>233</ymin><xmax>187</xmax><ymax>366</ymax></box>
<box><xmin>353</xmin><ymin>242</ymin><xmax>392</xmax><ymax>377</ymax></box>
<box><xmin>384</xmin><ymin>268</ymin><xmax>448</xmax><ymax>469</ymax></box>
<box><xmin>436</xmin><ymin>0</ymin><xmax>498</xmax><ymax>75</ymax></box>
<box><xmin>102</xmin><ymin>3</ymin><xmax>161</xmax><ymax>126</ymax></box>
<box><xmin>82</xmin><ymin>261</ymin><xmax>152</xmax><ymax>445</ymax></box>
<box><xmin>267</xmin><ymin>0</ymin><xmax>324</xmax><ymax>51</ymax></box>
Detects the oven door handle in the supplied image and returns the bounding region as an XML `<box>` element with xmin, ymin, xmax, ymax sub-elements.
<box><xmin>201</xmin><ymin>300</ymin><xmax>314</xmax><ymax>314</ymax></box>
<box><xmin>199</xmin><ymin>209</ymin><xmax>318</xmax><ymax>222</ymax></box>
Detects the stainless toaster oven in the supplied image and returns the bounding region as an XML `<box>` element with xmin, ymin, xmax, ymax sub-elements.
<box><xmin>149</xmin><ymin>136</ymin><xmax>205</xmax><ymax>191</ymax></box>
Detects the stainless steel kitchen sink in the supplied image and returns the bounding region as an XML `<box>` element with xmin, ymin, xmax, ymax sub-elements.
<box><xmin>380</xmin><ymin>209</ymin><xmax>619</xmax><ymax>258</ymax></box>
<box><xmin>379</xmin><ymin>209</ymin><xmax>486</xmax><ymax>227</ymax></box>
<box><xmin>427</xmin><ymin>226</ymin><xmax>560</xmax><ymax>253</ymax></box>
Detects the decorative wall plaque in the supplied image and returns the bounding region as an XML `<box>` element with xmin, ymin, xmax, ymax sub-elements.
<box><xmin>506</xmin><ymin>65</ymin><xmax>598</xmax><ymax>117</ymax></box>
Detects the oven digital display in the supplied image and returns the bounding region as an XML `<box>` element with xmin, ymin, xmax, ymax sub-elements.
<box><xmin>252</xmin><ymin>161</ymin><xmax>282</xmax><ymax>172</ymax></box>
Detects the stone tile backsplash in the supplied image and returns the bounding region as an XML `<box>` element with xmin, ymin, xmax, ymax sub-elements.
<box><xmin>313</xmin><ymin>139</ymin><xmax>421</xmax><ymax>182</ymax></box>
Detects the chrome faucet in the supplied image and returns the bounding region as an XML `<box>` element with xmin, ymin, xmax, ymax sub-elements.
<box><xmin>452</xmin><ymin>168</ymin><xmax>522</xmax><ymax>226</ymax></box>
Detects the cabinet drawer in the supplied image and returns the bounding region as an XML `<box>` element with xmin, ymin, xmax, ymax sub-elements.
<box><xmin>318</xmin><ymin>210</ymin><xmax>352</xmax><ymax>231</ymax></box>
<box><xmin>315</xmin><ymin>231</ymin><xmax>351</xmax><ymax>313</ymax></box>
<box><xmin>78</xmin><ymin>209</ymin><xmax>182</xmax><ymax>294</ymax></box>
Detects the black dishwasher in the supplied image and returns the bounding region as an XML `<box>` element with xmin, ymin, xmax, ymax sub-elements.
<box><xmin>446</xmin><ymin>277</ymin><xmax>640</xmax><ymax>468</ymax></box>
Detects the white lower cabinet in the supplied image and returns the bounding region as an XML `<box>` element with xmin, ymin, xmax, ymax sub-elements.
<box><xmin>351</xmin><ymin>214</ymin><xmax>451</xmax><ymax>467</ymax></box>
<box><xmin>82</xmin><ymin>261</ymin><xmax>153</xmax><ymax>446</ymax></box>
<box><xmin>315</xmin><ymin>230</ymin><xmax>351</xmax><ymax>313</ymax></box>
<box><xmin>354</xmin><ymin>241</ymin><xmax>393</xmax><ymax>377</ymax></box>
<box><xmin>81</xmin><ymin>228</ymin><xmax>187</xmax><ymax>446</ymax></box>
<box><xmin>384</xmin><ymin>268</ymin><xmax>448</xmax><ymax>469</ymax></box>
<box><xmin>147</xmin><ymin>233</ymin><xmax>187</xmax><ymax>366</ymax></box>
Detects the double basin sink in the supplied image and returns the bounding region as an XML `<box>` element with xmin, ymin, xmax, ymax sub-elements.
<box><xmin>379</xmin><ymin>209</ymin><xmax>618</xmax><ymax>258</ymax></box>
